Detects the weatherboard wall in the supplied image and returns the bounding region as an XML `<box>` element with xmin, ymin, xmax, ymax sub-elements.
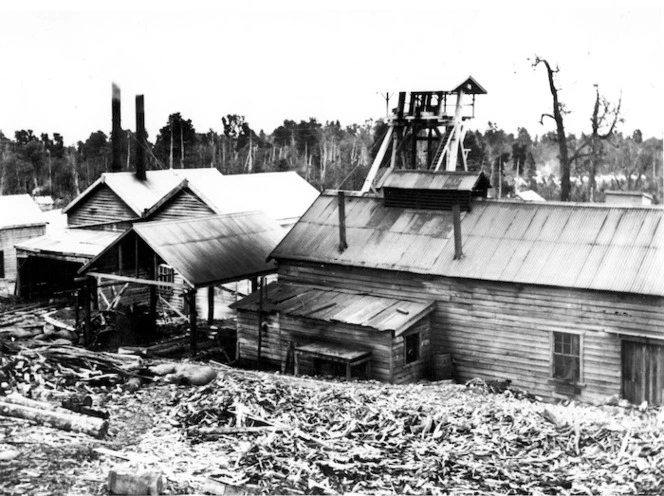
<box><xmin>67</xmin><ymin>185</ymin><xmax>138</xmax><ymax>228</ymax></box>
<box><xmin>0</xmin><ymin>225</ymin><xmax>46</xmax><ymax>279</ymax></box>
<box><xmin>148</xmin><ymin>188</ymin><xmax>215</xmax><ymax>222</ymax></box>
<box><xmin>276</xmin><ymin>260</ymin><xmax>663</xmax><ymax>402</ymax></box>
<box><xmin>236</xmin><ymin>310</ymin><xmax>432</xmax><ymax>384</ymax></box>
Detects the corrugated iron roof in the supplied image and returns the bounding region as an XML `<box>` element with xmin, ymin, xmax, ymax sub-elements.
<box><xmin>0</xmin><ymin>195</ymin><xmax>47</xmax><ymax>229</ymax></box>
<box><xmin>271</xmin><ymin>194</ymin><xmax>664</xmax><ymax>296</ymax></box>
<box><xmin>189</xmin><ymin>171</ymin><xmax>319</xmax><ymax>225</ymax></box>
<box><xmin>382</xmin><ymin>170</ymin><xmax>484</xmax><ymax>191</ymax></box>
<box><xmin>231</xmin><ymin>282</ymin><xmax>434</xmax><ymax>334</ymax></box>
<box><xmin>82</xmin><ymin>212</ymin><xmax>284</xmax><ymax>287</ymax></box>
<box><xmin>15</xmin><ymin>229</ymin><xmax>121</xmax><ymax>260</ymax></box>
<box><xmin>63</xmin><ymin>169</ymin><xmax>319</xmax><ymax>225</ymax></box>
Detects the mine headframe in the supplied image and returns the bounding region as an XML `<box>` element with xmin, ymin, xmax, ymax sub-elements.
<box><xmin>360</xmin><ymin>76</ymin><xmax>486</xmax><ymax>194</ymax></box>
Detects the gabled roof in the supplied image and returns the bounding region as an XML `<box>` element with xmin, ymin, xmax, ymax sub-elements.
<box><xmin>63</xmin><ymin>169</ymin><xmax>319</xmax><ymax>225</ymax></box>
<box><xmin>81</xmin><ymin>212</ymin><xmax>285</xmax><ymax>288</ymax></box>
<box><xmin>231</xmin><ymin>282</ymin><xmax>434</xmax><ymax>335</ymax></box>
<box><xmin>271</xmin><ymin>194</ymin><xmax>664</xmax><ymax>297</ymax></box>
<box><xmin>0</xmin><ymin>195</ymin><xmax>47</xmax><ymax>229</ymax></box>
<box><xmin>452</xmin><ymin>76</ymin><xmax>487</xmax><ymax>95</ymax></box>
<box><xmin>63</xmin><ymin>169</ymin><xmax>222</xmax><ymax>216</ymax></box>
<box><xmin>382</xmin><ymin>170</ymin><xmax>490</xmax><ymax>191</ymax></box>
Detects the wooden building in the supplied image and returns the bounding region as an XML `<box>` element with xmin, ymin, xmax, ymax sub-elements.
<box><xmin>79</xmin><ymin>212</ymin><xmax>284</xmax><ymax>349</ymax></box>
<box><xmin>0</xmin><ymin>195</ymin><xmax>47</xmax><ymax>281</ymax></box>
<box><xmin>15</xmin><ymin>168</ymin><xmax>318</xmax><ymax>298</ymax></box>
<box><xmin>235</xmin><ymin>170</ymin><xmax>664</xmax><ymax>405</ymax></box>
<box><xmin>232</xmin><ymin>282</ymin><xmax>434</xmax><ymax>383</ymax></box>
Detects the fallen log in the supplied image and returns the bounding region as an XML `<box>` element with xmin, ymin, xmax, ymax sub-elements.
<box><xmin>0</xmin><ymin>395</ymin><xmax>108</xmax><ymax>438</ymax></box>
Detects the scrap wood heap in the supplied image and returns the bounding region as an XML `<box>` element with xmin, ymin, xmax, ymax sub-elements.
<box><xmin>158</xmin><ymin>369</ymin><xmax>664</xmax><ymax>495</ymax></box>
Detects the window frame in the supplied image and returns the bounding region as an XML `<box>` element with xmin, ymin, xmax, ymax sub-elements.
<box><xmin>157</xmin><ymin>264</ymin><xmax>175</xmax><ymax>294</ymax></box>
<box><xmin>551</xmin><ymin>331</ymin><xmax>583</xmax><ymax>384</ymax></box>
<box><xmin>404</xmin><ymin>332</ymin><xmax>421</xmax><ymax>365</ymax></box>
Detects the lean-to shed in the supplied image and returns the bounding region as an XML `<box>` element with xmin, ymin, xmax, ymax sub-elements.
<box><xmin>237</xmin><ymin>170</ymin><xmax>664</xmax><ymax>404</ymax></box>
<box><xmin>232</xmin><ymin>282</ymin><xmax>434</xmax><ymax>383</ymax></box>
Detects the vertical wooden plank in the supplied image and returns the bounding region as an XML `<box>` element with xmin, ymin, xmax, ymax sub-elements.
<box><xmin>189</xmin><ymin>289</ymin><xmax>197</xmax><ymax>356</ymax></box>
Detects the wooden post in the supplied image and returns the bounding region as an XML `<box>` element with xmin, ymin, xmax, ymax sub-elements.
<box><xmin>250</xmin><ymin>277</ymin><xmax>258</xmax><ymax>293</ymax></box>
<box><xmin>84</xmin><ymin>277</ymin><xmax>93</xmax><ymax>346</ymax></box>
<box><xmin>189</xmin><ymin>289</ymin><xmax>197</xmax><ymax>356</ymax></box>
<box><xmin>257</xmin><ymin>278</ymin><xmax>264</xmax><ymax>369</ymax></box>
<box><xmin>149</xmin><ymin>286</ymin><xmax>157</xmax><ymax>336</ymax></box>
<box><xmin>207</xmin><ymin>285</ymin><xmax>214</xmax><ymax>325</ymax></box>
<box><xmin>453</xmin><ymin>204</ymin><xmax>463</xmax><ymax>260</ymax></box>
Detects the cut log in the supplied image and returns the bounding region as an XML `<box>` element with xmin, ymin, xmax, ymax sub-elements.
<box><xmin>108</xmin><ymin>468</ymin><xmax>163</xmax><ymax>495</ymax></box>
<box><xmin>0</xmin><ymin>397</ymin><xmax>108</xmax><ymax>439</ymax></box>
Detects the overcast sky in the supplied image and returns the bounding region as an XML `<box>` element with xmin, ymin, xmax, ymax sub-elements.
<box><xmin>1</xmin><ymin>1</ymin><xmax>661</xmax><ymax>146</ymax></box>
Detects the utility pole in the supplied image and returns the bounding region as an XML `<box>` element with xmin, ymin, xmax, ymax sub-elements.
<box><xmin>169</xmin><ymin>123</ymin><xmax>174</xmax><ymax>169</ymax></box>
<box><xmin>377</xmin><ymin>92</ymin><xmax>393</xmax><ymax>120</ymax></box>
<box><xmin>180</xmin><ymin>125</ymin><xmax>185</xmax><ymax>169</ymax></box>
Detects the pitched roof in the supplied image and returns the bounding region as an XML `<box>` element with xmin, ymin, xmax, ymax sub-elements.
<box><xmin>0</xmin><ymin>195</ymin><xmax>47</xmax><ymax>229</ymax></box>
<box><xmin>63</xmin><ymin>169</ymin><xmax>222</xmax><ymax>216</ymax></box>
<box><xmin>271</xmin><ymin>194</ymin><xmax>664</xmax><ymax>296</ymax></box>
<box><xmin>189</xmin><ymin>171</ymin><xmax>320</xmax><ymax>225</ymax></box>
<box><xmin>63</xmin><ymin>169</ymin><xmax>319</xmax><ymax>224</ymax></box>
<box><xmin>231</xmin><ymin>282</ymin><xmax>434</xmax><ymax>335</ymax></box>
<box><xmin>452</xmin><ymin>76</ymin><xmax>487</xmax><ymax>95</ymax></box>
<box><xmin>82</xmin><ymin>212</ymin><xmax>285</xmax><ymax>288</ymax></box>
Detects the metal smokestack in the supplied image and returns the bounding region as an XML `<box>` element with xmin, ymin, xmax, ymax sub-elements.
<box><xmin>111</xmin><ymin>83</ymin><xmax>122</xmax><ymax>172</ymax></box>
<box><xmin>135</xmin><ymin>94</ymin><xmax>146</xmax><ymax>180</ymax></box>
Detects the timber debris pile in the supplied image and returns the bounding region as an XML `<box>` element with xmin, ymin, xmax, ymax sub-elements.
<box><xmin>1</xmin><ymin>331</ymin><xmax>663</xmax><ymax>495</ymax></box>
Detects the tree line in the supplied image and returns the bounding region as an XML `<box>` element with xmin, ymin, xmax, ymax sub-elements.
<box><xmin>0</xmin><ymin>113</ymin><xmax>661</xmax><ymax>205</ymax></box>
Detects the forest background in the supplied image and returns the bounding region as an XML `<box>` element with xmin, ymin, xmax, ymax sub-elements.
<box><xmin>1</xmin><ymin>107</ymin><xmax>662</xmax><ymax>206</ymax></box>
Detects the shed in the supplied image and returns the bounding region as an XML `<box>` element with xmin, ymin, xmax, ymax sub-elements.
<box><xmin>231</xmin><ymin>282</ymin><xmax>434</xmax><ymax>383</ymax></box>
<box><xmin>0</xmin><ymin>195</ymin><xmax>47</xmax><ymax>281</ymax></box>
<box><xmin>604</xmin><ymin>190</ymin><xmax>653</xmax><ymax>206</ymax></box>
<box><xmin>79</xmin><ymin>212</ymin><xmax>285</xmax><ymax>351</ymax></box>
<box><xmin>256</xmin><ymin>190</ymin><xmax>664</xmax><ymax>404</ymax></box>
<box><xmin>15</xmin><ymin>229</ymin><xmax>121</xmax><ymax>299</ymax></box>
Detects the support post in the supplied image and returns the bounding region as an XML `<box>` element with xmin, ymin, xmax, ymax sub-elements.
<box><xmin>188</xmin><ymin>289</ymin><xmax>197</xmax><ymax>356</ymax></box>
<box><xmin>207</xmin><ymin>285</ymin><xmax>215</xmax><ymax>325</ymax></box>
<box><xmin>149</xmin><ymin>286</ymin><xmax>157</xmax><ymax>337</ymax></box>
<box><xmin>257</xmin><ymin>278</ymin><xmax>264</xmax><ymax>370</ymax></box>
<box><xmin>84</xmin><ymin>277</ymin><xmax>93</xmax><ymax>346</ymax></box>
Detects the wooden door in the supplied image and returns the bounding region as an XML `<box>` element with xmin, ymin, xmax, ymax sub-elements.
<box><xmin>622</xmin><ymin>340</ymin><xmax>664</xmax><ymax>406</ymax></box>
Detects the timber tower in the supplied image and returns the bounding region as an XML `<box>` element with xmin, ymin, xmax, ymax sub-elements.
<box><xmin>361</xmin><ymin>76</ymin><xmax>486</xmax><ymax>193</ymax></box>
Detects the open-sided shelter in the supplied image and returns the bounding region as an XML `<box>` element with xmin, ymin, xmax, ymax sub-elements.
<box><xmin>79</xmin><ymin>212</ymin><xmax>285</xmax><ymax>351</ymax></box>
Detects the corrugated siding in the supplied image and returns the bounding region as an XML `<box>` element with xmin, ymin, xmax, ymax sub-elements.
<box><xmin>278</xmin><ymin>261</ymin><xmax>658</xmax><ymax>401</ymax></box>
<box><xmin>0</xmin><ymin>225</ymin><xmax>46</xmax><ymax>279</ymax></box>
<box><xmin>272</xmin><ymin>195</ymin><xmax>664</xmax><ymax>296</ymax></box>
<box><xmin>67</xmin><ymin>186</ymin><xmax>138</xmax><ymax>227</ymax></box>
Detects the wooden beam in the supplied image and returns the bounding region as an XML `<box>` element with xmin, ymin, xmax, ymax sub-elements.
<box><xmin>87</xmin><ymin>272</ymin><xmax>182</xmax><ymax>289</ymax></box>
<box><xmin>360</xmin><ymin>126</ymin><xmax>394</xmax><ymax>193</ymax></box>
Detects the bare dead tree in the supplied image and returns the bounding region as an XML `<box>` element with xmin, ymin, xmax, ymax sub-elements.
<box><xmin>532</xmin><ymin>56</ymin><xmax>572</xmax><ymax>201</ymax></box>
<box><xmin>587</xmin><ymin>84</ymin><xmax>622</xmax><ymax>201</ymax></box>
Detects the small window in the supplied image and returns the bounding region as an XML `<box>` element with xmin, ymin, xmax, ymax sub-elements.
<box><xmin>405</xmin><ymin>333</ymin><xmax>420</xmax><ymax>364</ymax></box>
<box><xmin>157</xmin><ymin>264</ymin><xmax>174</xmax><ymax>293</ymax></box>
<box><xmin>552</xmin><ymin>332</ymin><xmax>580</xmax><ymax>383</ymax></box>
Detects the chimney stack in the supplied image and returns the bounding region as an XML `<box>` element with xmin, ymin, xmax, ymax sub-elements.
<box><xmin>453</xmin><ymin>204</ymin><xmax>463</xmax><ymax>260</ymax></box>
<box><xmin>111</xmin><ymin>83</ymin><xmax>122</xmax><ymax>172</ymax></box>
<box><xmin>338</xmin><ymin>191</ymin><xmax>348</xmax><ymax>253</ymax></box>
<box><xmin>135</xmin><ymin>95</ymin><xmax>146</xmax><ymax>180</ymax></box>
